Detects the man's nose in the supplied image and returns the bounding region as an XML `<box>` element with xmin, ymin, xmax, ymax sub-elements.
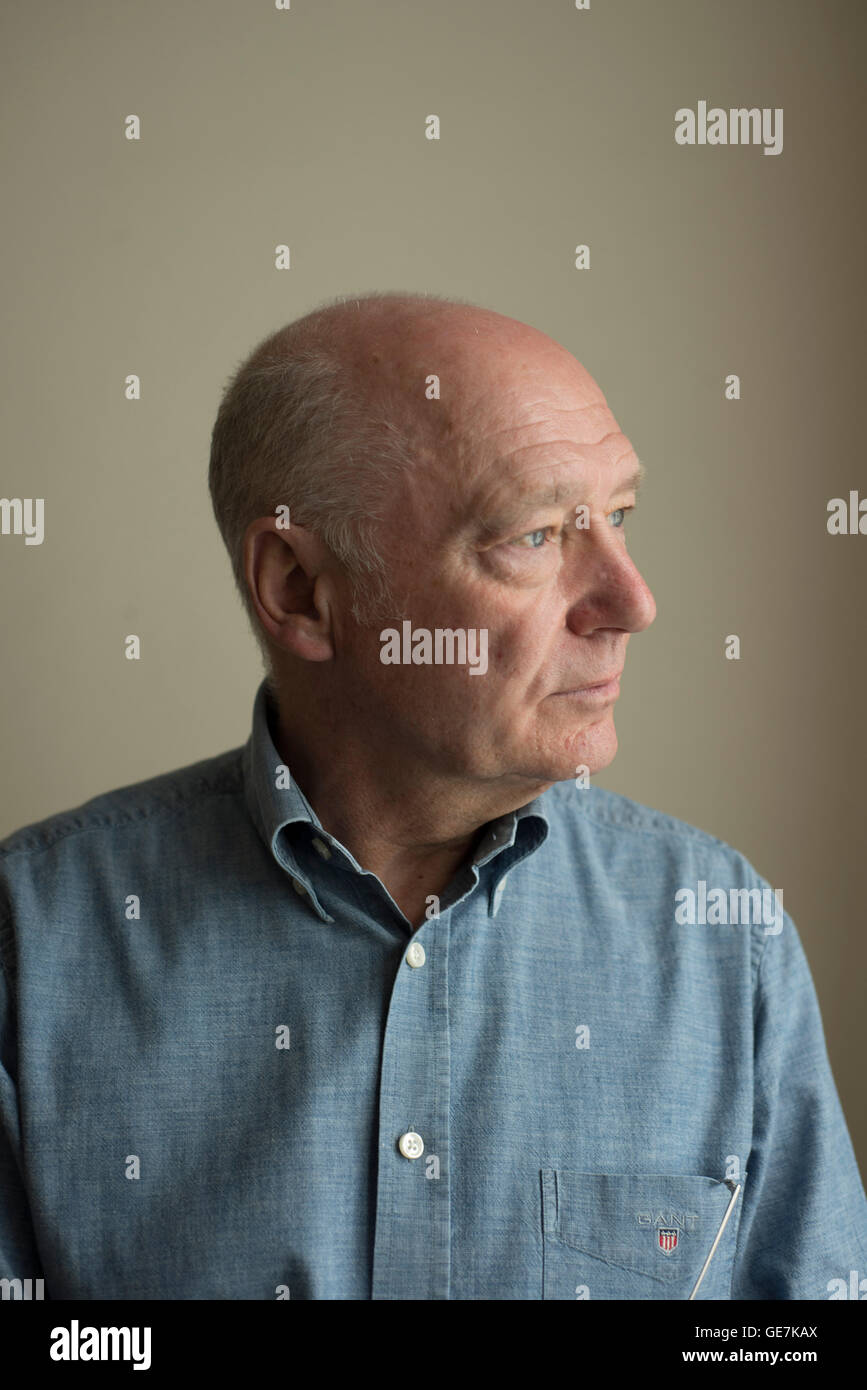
<box><xmin>565</xmin><ymin>527</ymin><xmax>656</xmax><ymax>636</ymax></box>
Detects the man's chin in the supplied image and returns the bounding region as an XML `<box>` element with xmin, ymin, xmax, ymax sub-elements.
<box><xmin>545</xmin><ymin>715</ymin><xmax>618</xmax><ymax>783</ymax></box>
<box><xmin>495</xmin><ymin>734</ymin><xmax>618</xmax><ymax>798</ymax></box>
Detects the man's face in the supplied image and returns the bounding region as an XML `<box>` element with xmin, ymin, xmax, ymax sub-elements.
<box><xmin>334</xmin><ymin>328</ymin><xmax>657</xmax><ymax>792</ymax></box>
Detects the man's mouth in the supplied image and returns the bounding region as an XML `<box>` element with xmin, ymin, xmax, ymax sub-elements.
<box><xmin>552</xmin><ymin>670</ymin><xmax>623</xmax><ymax>699</ymax></box>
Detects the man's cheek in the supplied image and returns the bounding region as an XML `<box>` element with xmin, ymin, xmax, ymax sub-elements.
<box><xmin>484</xmin><ymin>629</ymin><xmax>543</xmax><ymax>676</ymax></box>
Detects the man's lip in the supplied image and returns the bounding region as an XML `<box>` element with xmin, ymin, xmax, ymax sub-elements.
<box><xmin>554</xmin><ymin>670</ymin><xmax>623</xmax><ymax>694</ymax></box>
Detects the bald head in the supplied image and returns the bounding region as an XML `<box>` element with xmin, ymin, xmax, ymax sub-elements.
<box><xmin>239</xmin><ymin>291</ymin><xmax>587</xmax><ymax>475</ymax></box>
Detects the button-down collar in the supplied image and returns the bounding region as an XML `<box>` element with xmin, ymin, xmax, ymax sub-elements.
<box><xmin>241</xmin><ymin>679</ymin><xmax>549</xmax><ymax>924</ymax></box>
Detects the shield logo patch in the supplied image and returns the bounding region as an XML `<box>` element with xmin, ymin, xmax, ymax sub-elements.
<box><xmin>658</xmin><ymin>1228</ymin><xmax>679</xmax><ymax>1255</ymax></box>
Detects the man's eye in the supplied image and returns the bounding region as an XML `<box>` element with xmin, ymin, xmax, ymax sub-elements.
<box><xmin>512</xmin><ymin>527</ymin><xmax>551</xmax><ymax>549</ymax></box>
<box><xmin>608</xmin><ymin>506</ymin><xmax>633</xmax><ymax>528</ymax></box>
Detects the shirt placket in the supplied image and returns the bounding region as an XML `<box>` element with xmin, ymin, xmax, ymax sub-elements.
<box><xmin>371</xmin><ymin>909</ymin><xmax>451</xmax><ymax>1299</ymax></box>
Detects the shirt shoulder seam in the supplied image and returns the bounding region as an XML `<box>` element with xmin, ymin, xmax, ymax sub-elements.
<box><xmin>0</xmin><ymin>750</ymin><xmax>245</xmax><ymax>863</ymax></box>
<box><xmin>546</xmin><ymin>781</ymin><xmax>733</xmax><ymax>853</ymax></box>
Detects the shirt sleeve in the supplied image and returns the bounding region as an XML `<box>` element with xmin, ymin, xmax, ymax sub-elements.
<box><xmin>731</xmin><ymin>904</ymin><xmax>867</xmax><ymax>1299</ymax></box>
<box><xmin>0</xmin><ymin>917</ymin><xmax>44</xmax><ymax>1286</ymax></box>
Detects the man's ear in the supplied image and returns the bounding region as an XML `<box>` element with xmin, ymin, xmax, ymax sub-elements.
<box><xmin>243</xmin><ymin>516</ymin><xmax>336</xmax><ymax>663</ymax></box>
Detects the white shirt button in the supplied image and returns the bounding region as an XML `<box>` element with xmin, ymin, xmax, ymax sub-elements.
<box><xmin>312</xmin><ymin>837</ymin><xmax>331</xmax><ymax>860</ymax></box>
<box><xmin>398</xmin><ymin>1131</ymin><xmax>424</xmax><ymax>1160</ymax></box>
<box><xmin>406</xmin><ymin>941</ymin><xmax>426</xmax><ymax>968</ymax></box>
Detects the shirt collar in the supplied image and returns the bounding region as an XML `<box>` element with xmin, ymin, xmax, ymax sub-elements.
<box><xmin>241</xmin><ymin>680</ymin><xmax>336</xmax><ymax>919</ymax></box>
<box><xmin>241</xmin><ymin>678</ymin><xmax>550</xmax><ymax>921</ymax></box>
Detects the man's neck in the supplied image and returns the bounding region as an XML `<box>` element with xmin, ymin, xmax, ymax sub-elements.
<box><xmin>269</xmin><ymin>696</ymin><xmax>544</xmax><ymax>928</ymax></box>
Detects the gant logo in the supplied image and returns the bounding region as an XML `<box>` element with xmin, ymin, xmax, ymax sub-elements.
<box><xmin>636</xmin><ymin>1208</ymin><xmax>699</xmax><ymax>1255</ymax></box>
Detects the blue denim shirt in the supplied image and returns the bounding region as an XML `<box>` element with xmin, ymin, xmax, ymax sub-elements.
<box><xmin>1</xmin><ymin>680</ymin><xmax>865</xmax><ymax>1300</ymax></box>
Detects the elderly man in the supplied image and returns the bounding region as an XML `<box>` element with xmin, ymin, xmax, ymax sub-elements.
<box><xmin>1</xmin><ymin>293</ymin><xmax>865</xmax><ymax>1301</ymax></box>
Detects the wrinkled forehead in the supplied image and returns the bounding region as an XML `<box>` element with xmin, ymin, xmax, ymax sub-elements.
<box><xmin>465</xmin><ymin>394</ymin><xmax>627</xmax><ymax>470</ymax></box>
<box><xmin>435</xmin><ymin>364</ymin><xmax>639</xmax><ymax>525</ymax></box>
<box><xmin>368</xmin><ymin>316</ymin><xmax>639</xmax><ymax>531</ymax></box>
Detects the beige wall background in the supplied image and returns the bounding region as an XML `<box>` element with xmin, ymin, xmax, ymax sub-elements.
<box><xmin>2</xmin><ymin>0</ymin><xmax>865</xmax><ymax>1172</ymax></box>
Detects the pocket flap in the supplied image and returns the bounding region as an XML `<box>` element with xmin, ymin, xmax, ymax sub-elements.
<box><xmin>541</xmin><ymin>1170</ymin><xmax>743</xmax><ymax>1289</ymax></box>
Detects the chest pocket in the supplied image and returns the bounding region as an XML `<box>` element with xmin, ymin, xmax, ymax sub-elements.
<box><xmin>540</xmin><ymin>1170</ymin><xmax>745</xmax><ymax>1300</ymax></box>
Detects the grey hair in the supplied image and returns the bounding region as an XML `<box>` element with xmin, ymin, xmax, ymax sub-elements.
<box><xmin>208</xmin><ymin>320</ymin><xmax>417</xmax><ymax>683</ymax></box>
